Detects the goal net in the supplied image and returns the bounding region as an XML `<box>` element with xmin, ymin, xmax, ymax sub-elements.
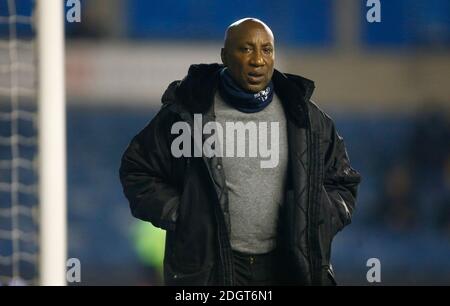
<box><xmin>0</xmin><ymin>0</ymin><xmax>66</xmax><ymax>286</ymax></box>
<box><xmin>0</xmin><ymin>0</ymin><xmax>39</xmax><ymax>286</ymax></box>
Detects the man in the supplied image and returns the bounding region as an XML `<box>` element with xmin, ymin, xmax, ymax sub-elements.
<box><xmin>119</xmin><ymin>18</ymin><xmax>361</xmax><ymax>286</ymax></box>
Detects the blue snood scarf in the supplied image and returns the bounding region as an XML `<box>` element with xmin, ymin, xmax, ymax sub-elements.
<box><xmin>218</xmin><ymin>68</ymin><xmax>274</xmax><ymax>113</ymax></box>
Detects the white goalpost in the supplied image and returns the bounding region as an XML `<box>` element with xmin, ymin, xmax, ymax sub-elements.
<box><xmin>36</xmin><ymin>0</ymin><xmax>67</xmax><ymax>286</ymax></box>
<box><xmin>0</xmin><ymin>0</ymin><xmax>66</xmax><ymax>286</ymax></box>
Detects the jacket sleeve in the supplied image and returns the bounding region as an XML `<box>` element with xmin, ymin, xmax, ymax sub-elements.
<box><xmin>119</xmin><ymin>108</ymin><xmax>180</xmax><ymax>231</ymax></box>
<box><xmin>322</xmin><ymin>119</ymin><xmax>361</xmax><ymax>236</ymax></box>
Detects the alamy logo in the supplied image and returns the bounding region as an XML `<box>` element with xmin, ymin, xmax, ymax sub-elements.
<box><xmin>366</xmin><ymin>258</ymin><xmax>381</xmax><ymax>283</ymax></box>
<box><xmin>66</xmin><ymin>258</ymin><xmax>81</xmax><ymax>283</ymax></box>
<box><xmin>66</xmin><ymin>0</ymin><xmax>81</xmax><ymax>23</ymax></box>
<box><xmin>171</xmin><ymin>114</ymin><xmax>280</xmax><ymax>168</ymax></box>
<box><xmin>366</xmin><ymin>0</ymin><xmax>381</xmax><ymax>23</ymax></box>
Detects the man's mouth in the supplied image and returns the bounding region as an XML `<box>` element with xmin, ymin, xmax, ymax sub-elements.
<box><xmin>247</xmin><ymin>72</ymin><xmax>265</xmax><ymax>84</ymax></box>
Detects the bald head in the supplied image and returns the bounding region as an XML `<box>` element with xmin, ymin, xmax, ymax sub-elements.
<box><xmin>223</xmin><ymin>18</ymin><xmax>274</xmax><ymax>50</ymax></box>
<box><xmin>221</xmin><ymin>18</ymin><xmax>275</xmax><ymax>93</ymax></box>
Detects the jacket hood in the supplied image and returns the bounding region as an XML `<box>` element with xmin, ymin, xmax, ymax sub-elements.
<box><xmin>162</xmin><ymin>63</ymin><xmax>315</xmax><ymax>128</ymax></box>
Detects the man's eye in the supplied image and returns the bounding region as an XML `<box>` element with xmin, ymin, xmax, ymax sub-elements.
<box><xmin>263</xmin><ymin>48</ymin><xmax>273</xmax><ymax>54</ymax></box>
<box><xmin>241</xmin><ymin>47</ymin><xmax>251</xmax><ymax>53</ymax></box>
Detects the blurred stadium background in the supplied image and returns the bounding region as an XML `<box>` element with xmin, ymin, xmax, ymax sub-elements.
<box><xmin>1</xmin><ymin>0</ymin><xmax>450</xmax><ymax>285</ymax></box>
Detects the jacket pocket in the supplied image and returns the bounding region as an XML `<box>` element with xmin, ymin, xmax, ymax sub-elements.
<box><xmin>318</xmin><ymin>186</ymin><xmax>336</xmax><ymax>266</ymax></box>
<box><xmin>164</xmin><ymin>263</ymin><xmax>214</xmax><ymax>286</ymax></box>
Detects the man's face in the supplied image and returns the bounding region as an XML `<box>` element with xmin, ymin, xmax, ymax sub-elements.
<box><xmin>222</xmin><ymin>22</ymin><xmax>275</xmax><ymax>93</ymax></box>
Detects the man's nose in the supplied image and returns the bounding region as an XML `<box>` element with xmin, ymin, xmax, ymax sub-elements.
<box><xmin>249</xmin><ymin>50</ymin><xmax>264</xmax><ymax>66</ymax></box>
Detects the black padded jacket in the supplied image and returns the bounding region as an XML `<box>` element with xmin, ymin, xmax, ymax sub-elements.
<box><xmin>119</xmin><ymin>63</ymin><xmax>361</xmax><ymax>285</ymax></box>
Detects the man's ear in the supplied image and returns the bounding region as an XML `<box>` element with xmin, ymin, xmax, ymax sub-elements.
<box><xmin>221</xmin><ymin>48</ymin><xmax>227</xmax><ymax>66</ymax></box>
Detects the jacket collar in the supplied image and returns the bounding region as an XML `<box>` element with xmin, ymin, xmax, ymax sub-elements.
<box><xmin>168</xmin><ymin>63</ymin><xmax>315</xmax><ymax>128</ymax></box>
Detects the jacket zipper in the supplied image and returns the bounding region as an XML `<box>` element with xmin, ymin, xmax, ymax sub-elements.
<box><xmin>306</xmin><ymin>118</ymin><xmax>317</xmax><ymax>284</ymax></box>
<box><xmin>172</xmin><ymin>105</ymin><xmax>233</xmax><ymax>285</ymax></box>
